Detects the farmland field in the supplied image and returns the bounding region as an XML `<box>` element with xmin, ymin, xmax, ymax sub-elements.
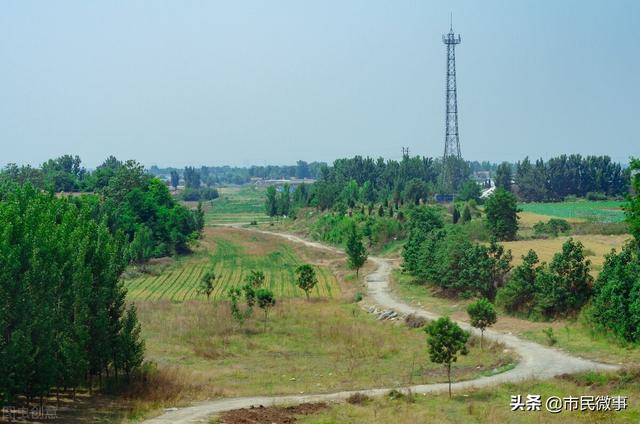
<box><xmin>205</xmin><ymin>186</ymin><xmax>271</xmax><ymax>225</ymax></box>
<box><xmin>518</xmin><ymin>200</ymin><xmax>625</xmax><ymax>223</ymax></box>
<box><xmin>124</xmin><ymin>227</ymin><xmax>340</xmax><ymax>301</ymax></box>
<box><xmin>501</xmin><ymin>234</ymin><xmax>629</xmax><ymax>273</ymax></box>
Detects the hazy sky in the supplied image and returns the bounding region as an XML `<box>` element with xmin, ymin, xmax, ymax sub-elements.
<box><xmin>1</xmin><ymin>1</ymin><xmax>638</xmax><ymax>168</ymax></box>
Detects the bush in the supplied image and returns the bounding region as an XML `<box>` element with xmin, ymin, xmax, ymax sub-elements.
<box><xmin>586</xmin><ymin>191</ymin><xmax>608</xmax><ymax>201</ymax></box>
<box><xmin>404</xmin><ymin>313</ymin><xmax>427</xmax><ymax>329</ymax></box>
<box><xmin>542</xmin><ymin>327</ymin><xmax>557</xmax><ymax>346</ymax></box>
<box><xmin>460</xmin><ymin>219</ymin><xmax>492</xmax><ymax>242</ymax></box>
<box><xmin>182</xmin><ymin>187</ymin><xmax>219</xmax><ymax>201</ymax></box>
<box><xmin>533</xmin><ymin>218</ymin><xmax>571</xmax><ymax>237</ymax></box>
<box><xmin>347</xmin><ymin>392</ymin><xmax>371</xmax><ymax>405</ymax></box>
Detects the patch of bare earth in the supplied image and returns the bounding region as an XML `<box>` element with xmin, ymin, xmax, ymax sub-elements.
<box><xmin>218</xmin><ymin>402</ymin><xmax>328</xmax><ymax>424</ymax></box>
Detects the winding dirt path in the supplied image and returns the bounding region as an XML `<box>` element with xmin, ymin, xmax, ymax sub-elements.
<box><xmin>142</xmin><ymin>228</ymin><xmax>618</xmax><ymax>423</ymax></box>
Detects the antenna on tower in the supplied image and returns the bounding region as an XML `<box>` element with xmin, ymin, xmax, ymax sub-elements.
<box><xmin>450</xmin><ymin>12</ymin><xmax>453</xmax><ymax>31</ymax></box>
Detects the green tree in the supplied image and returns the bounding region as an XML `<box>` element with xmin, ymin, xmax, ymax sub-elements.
<box><xmin>278</xmin><ymin>183</ymin><xmax>291</xmax><ymax>216</ymax></box>
<box><xmin>228</xmin><ymin>288</ymin><xmax>249</xmax><ymax>325</ymax></box>
<box><xmin>533</xmin><ymin>239</ymin><xmax>593</xmax><ymax>319</ymax></box>
<box><xmin>295</xmin><ymin>264</ymin><xmax>318</xmax><ymax>300</ymax></box>
<box><xmin>494</xmin><ymin>162</ymin><xmax>512</xmax><ymax>191</ymax></box>
<box><xmin>401</xmin><ymin>206</ymin><xmax>444</xmax><ymax>275</ymax></box>
<box><xmin>496</xmin><ymin>250</ymin><xmax>540</xmax><ymax>316</ymax></box>
<box><xmin>341</xmin><ymin>179</ymin><xmax>360</xmax><ymax>209</ymax></box>
<box><xmin>452</xmin><ymin>206</ymin><xmax>460</xmax><ymax>224</ymax></box>
<box><xmin>345</xmin><ymin>222</ymin><xmax>368</xmax><ymax>277</ymax></box>
<box><xmin>183</xmin><ymin>166</ymin><xmax>201</xmax><ymax>188</ymax></box>
<box><xmin>587</xmin><ymin>244</ymin><xmax>640</xmax><ymax>342</ymax></box>
<box><xmin>256</xmin><ymin>288</ymin><xmax>276</xmax><ymax>332</ymax></box>
<box><xmin>119</xmin><ymin>305</ymin><xmax>145</xmax><ymax>381</ymax></box>
<box><xmin>265</xmin><ymin>185</ymin><xmax>278</xmax><ymax>217</ymax></box>
<box><xmin>461</xmin><ymin>203</ymin><xmax>472</xmax><ymax>224</ymax></box>
<box><xmin>360</xmin><ymin>181</ymin><xmax>376</xmax><ymax>204</ymax></box>
<box><xmin>194</xmin><ymin>201</ymin><xmax>205</xmax><ymax>232</ymax></box>
<box><xmin>403</xmin><ymin>178</ymin><xmax>430</xmax><ymax>205</ymax></box>
<box><xmin>485</xmin><ymin>188</ymin><xmax>519</xmax><ymax>241</ymax></box>
<box><xmin>128</xmin><ymin>225</ymin><xmax>154</xmax><ymax>264</ymax></box>
<box><xmin>625</xmin><ymin>158</ymin><xmax>640</xmax><ymax>245</ymax></box>
<box><xmin>457</xmin><ymin>181</ymin><xmax>481</xmax><ymax>202</ymax></box>
<box><xmin>246</xmin><ymin>270</ymin><xmax>266</xmax><ymax>288</ymax></box>
<box><xmin>170</xmin><ymin>170</ymin><xmax>179</xmax><ymax>189</ymax></box>
<box><xmin>197</xmin><ymin>267</ymin><xmax>216</xmax><ymax>301</ymax></box>
<box><xmin>466</xmin><ymin>299</ymin><xmax>497</xmax><ymax>349</ymax></box>
<box><xmin>424</xmin><ymin>317</ymin><xmax>470</xmax><ymax>398</ymax></box>
<box><xmin>0</xmin><ymin>185</ymin><xmax>144</xmax><ymax>401</ymax></box>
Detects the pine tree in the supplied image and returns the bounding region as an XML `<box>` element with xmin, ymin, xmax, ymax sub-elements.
<box><xmin>119</xmin><ymin>305</ymin><xmax>145</xmax><ymax>381</ymax></box>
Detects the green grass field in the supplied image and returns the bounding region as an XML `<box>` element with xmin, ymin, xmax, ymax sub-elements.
<box><xmin>124</xmin><ymin>228</ymin><xmax>339</xmax><ymax>301</ymax></box>
<box><xmin>518</xmin><ymin>200</ymin><xmax>625</xmax><ymax>223</ymax></box>
<box><xmin>205</xmin><ymin>186</ymin><xmax>271</xmax><ymax>225</ymax></box>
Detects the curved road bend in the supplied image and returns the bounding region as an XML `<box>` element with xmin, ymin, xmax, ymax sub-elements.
<box><xmin>142</xmin><ymin>228</ymin><xmax>618</xmax><ymax>424</ymax></box>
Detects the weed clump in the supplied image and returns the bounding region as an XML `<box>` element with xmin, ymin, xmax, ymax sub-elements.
<box><xmin>347</xmin><ymin>392</ymin><xmax>371</xmax><ymax>405</ymax></box>
<box><xmin>404</xmin><ymin>313</ymin><xmax>427</xmax><ymax>329</ymax></box>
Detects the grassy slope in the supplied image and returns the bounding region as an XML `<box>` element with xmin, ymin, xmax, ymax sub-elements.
<box><xmin>298</xmin><ymin>370</ymin><xmax>640</xmax><ymax>423</ymax></box>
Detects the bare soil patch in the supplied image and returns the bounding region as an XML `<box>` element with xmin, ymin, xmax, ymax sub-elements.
<box><xmin>218</xmin><ymin>402</ymin><xmax>328</xmax><ymax>424</ymax></box>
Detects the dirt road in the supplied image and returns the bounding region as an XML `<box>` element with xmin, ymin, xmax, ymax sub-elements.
<box><xmin>142</xmin><ymin>229</ymin><xmax>618</xmax><ymax>423</ymax></box>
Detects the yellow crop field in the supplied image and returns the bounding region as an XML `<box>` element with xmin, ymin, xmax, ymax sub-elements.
<box><xmin>502</xmin><ymin>234</ymin><xmax>630</xmax><ymax>272</ymax></box>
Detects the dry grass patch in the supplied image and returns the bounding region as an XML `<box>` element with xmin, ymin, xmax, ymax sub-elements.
<box><xmin>134</xmin><ymin>298</ymin><xmax>516</xmax><ymax>403</ymax></box>
<box><xmin>502</xmin><ymin>234</ymin><xmax>629</xmax><ymax>273</ymax></box>
<box><xmin>518</xmin><ymin>211</ymin><xmax>585</xmax><ymax>228</ymax></box>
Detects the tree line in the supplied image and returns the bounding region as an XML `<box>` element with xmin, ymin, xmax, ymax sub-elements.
<box><xmin>403</xmin><ymin>158</ymin><xmax>640</xmax><ymax>343</ymax></box>
<box><xmin>500</xmin><ymin>154</ymin><xmax>630</xmax><ymax>201</ymax></box>
<box><xmin>1</xmin><ymin>157</ymin><xmax>205</xmax><ymax>262</ymax></box>
<box><xmin>0</xmin><ymin>185</ymin><xmax>144</xmax><ymax>405</ymax></box>
<box><xmin>150</xmin><ymin>160</ymin><xmax>325</xmax><ymax>186</ymax></box>
<box><xmin>268</xmin><ymin>154</ymin><xmax>630</xmax><ymax>217</ymax></box>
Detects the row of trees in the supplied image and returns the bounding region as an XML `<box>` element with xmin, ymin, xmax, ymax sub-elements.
<box><xmin>310</xmin><ymin>155</ymin><xmax>470</xmax><ymax>211</ymax></box>
<box><xmin>403</xmin><ymin>214</ymin><xmax>512</xmax><ymax>300</ymax></box>
<box><xmin>496</xmin><ymin>241</ymin><xmax>593</xmax><ymax>320</ymax></box>
<box><xmin>402</xmin><ymin>203</ymin><xmax>594</xmax><ymax>318</ymax></box>
<box><xmin>509</xmin><ymin>155</ymin><xmax>629</xmax><ymax>201</ymax></box>
<box><xmin>586</xmin><ymin>158</ymin><xmax>640</xmax><ymax>343</ymax></box>
<box><xmin>0</xmin><ymin>186</ymin><xmax>144</xmax><ymax>404</ymax></box>
<box><xmin>405</xmin><ymin>157</ymin><xmax>640</xmax><ymax>342</ymax></box>
<box><xmin>1</xmin><ymin>157</ymin><xmax>204</xmax><ymax>261</ymax></box>
<box><xmin>150</xmin><ymin>161</ymin><xmax>325</xmax><ymax>186</ymax></box>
